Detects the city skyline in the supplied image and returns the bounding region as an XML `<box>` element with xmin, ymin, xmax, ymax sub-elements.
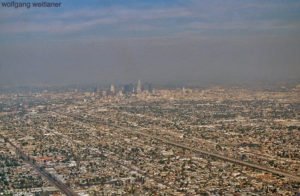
<box><xmin>1</xmin><ymin>2</ymin><xmax>300</xmax><ymax>194</ymax></box>
<box><xmin>1</xmin><ymin>85</ymin><xmax>299</xmax><ymax>195</ymax></box>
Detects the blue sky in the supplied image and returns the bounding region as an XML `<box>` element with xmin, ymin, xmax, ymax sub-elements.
<box><xmin>1</xmin><ymin>0</ymin><xmax>300</xmax><ymax>42</ymax></box>
<box><xmin>0</xmin><ymin>0</ymin><xmax>300</xmax><ymax>86</ymax></box>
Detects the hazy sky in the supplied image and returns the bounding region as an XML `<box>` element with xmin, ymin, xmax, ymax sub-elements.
<box><xmin>0</xmin><ymin>0</ymin><xmax>299</xmax><ymax>86</ymax></box>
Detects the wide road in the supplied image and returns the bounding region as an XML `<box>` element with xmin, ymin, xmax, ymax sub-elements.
<box><xmin>0</xmin><ymin>135</ymin><xmax>79</xmax><ymax>196</ymax></box>
<box><xmin>60</xmin><ymin>112</ymin><xmax>300</xmax><ymax>183</ymax></box>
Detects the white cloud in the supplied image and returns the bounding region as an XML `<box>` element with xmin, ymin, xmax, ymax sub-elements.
<box><xmin>0</xmin><ymin>6</ymin><xmax>194</xmax><ymax>34</ymax></box>
<box><xmin>1</xmin><ymin>2</ymin><xmax>299</xmax><ymax>36</ymax></box>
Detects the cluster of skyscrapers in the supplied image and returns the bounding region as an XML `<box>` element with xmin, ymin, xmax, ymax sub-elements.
<box><xmin>100</xmin><ymin>80</ymin><xmax>153</xmax><ymax>96</ymax></box>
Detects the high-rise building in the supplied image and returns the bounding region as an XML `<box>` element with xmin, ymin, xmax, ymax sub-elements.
<box><xmin>110</xmin><ymin>84</ymin><xmax>115</xmax><ymax>94</ymax></box>
<box><xmin>144</xmin><ymin>82</ymin><xmax>153</xmax><ymax>93</ymax></box>
<box><xmin>123</xmin><ymin>84</ymin><xmax>135</xmax><ymax>94</ymax></box>
<box><xmin>137</xmin><ymin>80</ymin><xmax>142</xmax><ymax>94</ymax></box>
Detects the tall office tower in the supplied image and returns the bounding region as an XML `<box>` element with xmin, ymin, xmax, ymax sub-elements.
<box><xmin>110</xmin><ymin>84</ymin><xmax>115</xmax><ymax>94</ymax></box>
<box><xmin>123</xmin><ymin>84</ymin><xmax>130</xmax><ymax>94</ymax></box>
<box><xmin>144</xmin><ymin>83</ymin><xmax>153</xmax><ymax>93</ymax></box>
<box><xmin>93</xmin><ymin>87</ymin><xmax>97</xmax><ymax>93</ymax></box>
<box><xmin>137</xmin><ymin>80</ymin><xmax>142</xmax><ymax>94</ymax></box>
<box><xmin>123</xmin><ymin>84</ymin><xmax>134</xmax><ymax>94</ymax></box>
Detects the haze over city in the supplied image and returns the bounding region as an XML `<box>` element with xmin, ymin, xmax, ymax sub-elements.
<box><xmin>1</xmin><ymin>1</ymin><xmax>300</xmax><ymax>195</ymax></box>
<box><xmin>0</xmin><ymin>0</ymin><xmax>299</xmax><ymax>86</ymax></box>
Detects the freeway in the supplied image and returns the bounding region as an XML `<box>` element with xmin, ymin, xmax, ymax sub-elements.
<box><xmin>59</xmin><ymin>112</ymin><xmax>300</xmax><ymax>183</ymax></box>
<box><xmin>0</xmin><ymin>135</ymin><xmax>79</xmax><ymax>196</ymax></box>
<box><xmin>38</xmin><ymin>123</ymin><xmax>177</xmax><ymax>194</ymax></box>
